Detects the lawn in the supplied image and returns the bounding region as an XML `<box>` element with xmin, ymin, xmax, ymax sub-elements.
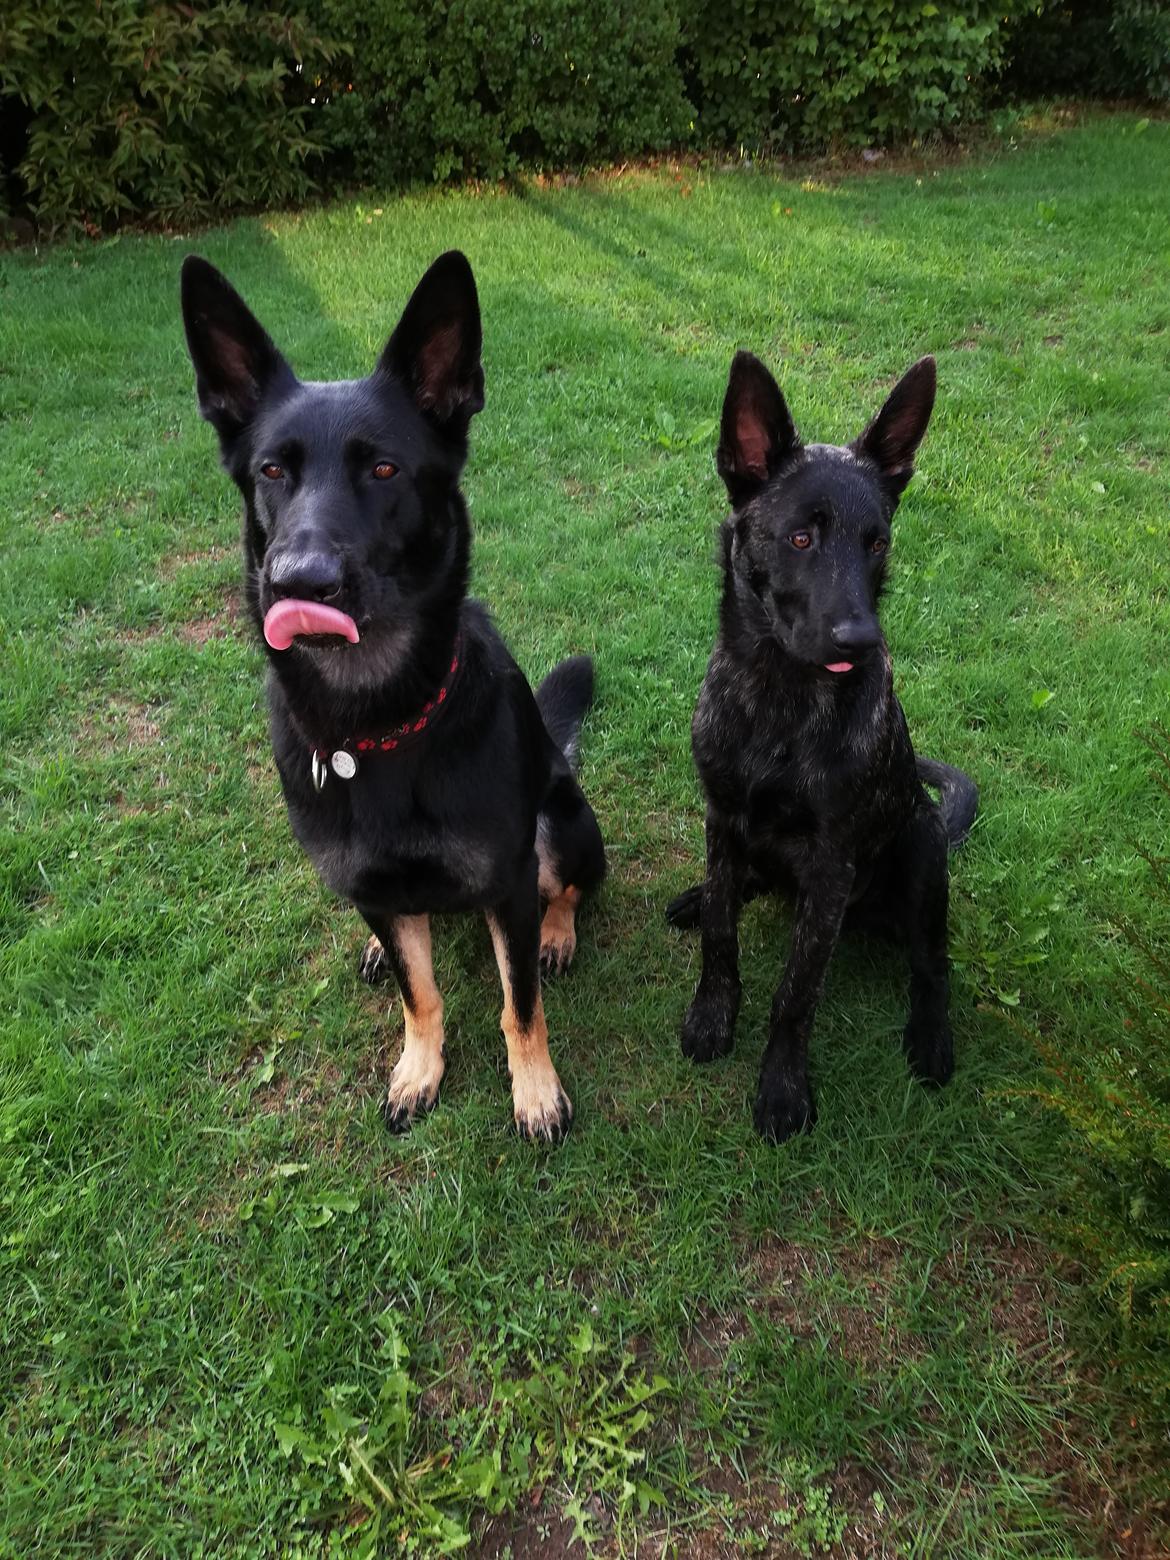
<box><xmin>2</xmin><ymin>113</ymin><xmax>1169</xmax><ymax>1557</ymax></box>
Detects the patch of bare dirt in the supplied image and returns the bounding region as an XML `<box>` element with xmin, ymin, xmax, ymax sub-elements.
<box><xmin>157</xmin><ymin>543</ymin><xmax>235</xmax><ymax>579</ymax></box>
<box><xmin>179</xmin><ymin>585</ymin><xmax>243</xmax><ymax>643</ymax></box>
<box><xmin>416</xmin><ymin>1333</ymin><xmax>476</xmax><ymax>1419</ymax></box>
<box><xmin>739</xmin><ymin>1232</ymin><xmax>914</xmax><ymax>1373</ymax></box>
<box><xmin>656</xmin><ymin>1457</ymin><xmax>903</xmax><ymax>1559</ymax></box>
<box><xmin>114</xmin><ymin>586</ymin><xmax>244</xmax><ymax>648</ymax></box>
<box><xmin>1063</xmin><ymin>1464</ymin><xmax>1170</xmax><ymax>1557</ymax></box>
<box><xmin>126</xmin><ymin>706</ymin><xmax>161</xmax><ymax>746</ymax></box>
<box><xmin>684</xmin><ymin>1308</ymin><xmax>751</xmax><ymax>1377</ymax></box>
<box><xmin>236</xmin><ymin>1041</ymin><xmax>364</xmax><ymax>1144</ymax></box>
<box><xmin>80</xmin><ymin>697</ymin><xmax>167</xmax><ymax>758</ymax></box>
<box><xmin>938</xmin><ymin>1226</ymin><xmax>1061</xmax><ymax>1360</ymax></box>
<box><xmin>472</xmin><ymin>1505</ymin><xmax>582</xmax><ymax>1559</ymax></box>
<box><xmin>109</xmin><ymin>789</ymin><xmax>169</xmax><ymax>818</ymax></box>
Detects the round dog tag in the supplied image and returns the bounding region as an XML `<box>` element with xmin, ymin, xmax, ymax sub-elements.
<box><xmin>330</xmin><ymin>749</ymin><xmax>358</xmax><ymax>780</ymax></box>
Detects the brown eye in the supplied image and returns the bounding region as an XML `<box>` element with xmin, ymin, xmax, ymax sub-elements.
<box><xmin>260</xmin><ymin>462</ymin><xmax>284</xmax><ymax>481</ymax></box>
<box><xmin>871</xmin><ymin>536</ymin><xmax>888</xmax><ymax>554</ymax></box>
<box><xmin>790</xmin><ymin>531</ymin><xmax>812</xmax><ymax>550</ymax></box>
<box><xmin>372</xmin><ymin>461</ymin><xmax>398</xmax><ymax>480</ymax></box>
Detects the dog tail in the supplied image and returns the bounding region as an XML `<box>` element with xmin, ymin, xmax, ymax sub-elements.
<box><xmin>536</xmin><ymin>655</ymin><xmax>595</xmax><ymax>773</ymax></box>
<box><xmin>917</xmin><ymin>757</ymin><xmax>979</xmax><ymax>848</ymax></box>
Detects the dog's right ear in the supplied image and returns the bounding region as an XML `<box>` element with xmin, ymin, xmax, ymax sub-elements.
<box><xmin>716</xmin><ymin>351</ymin><xmax>801</xmax><ymax>506</ymax></box>
<box><xmin>180</xmin><ymin>256</ymin><xmax>295</xmax><ymax>445</ymax></box>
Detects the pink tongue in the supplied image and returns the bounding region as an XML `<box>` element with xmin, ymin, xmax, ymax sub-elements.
<box><xmin>263</xmin><ymin>599</ymin><xmax>360</xmax><ymax>651</ymax></box>
<box><xmin>825</xmin><ymin>661</ymin><xmax>854</xmax><ymax>674</ymax></box>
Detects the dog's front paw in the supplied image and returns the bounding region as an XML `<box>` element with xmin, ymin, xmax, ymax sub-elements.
<box><xmin>511</xmin><ymin>1063</ymin><xmax>573</xmax><ymax>1144</ymax></box>
<box><xmin>680</xmin><ymin>987</ymin><xmax>738</xmax><ymax>1064</ymax></box>
<box><xmin>359</xmin><ymin>934</ymin><xmax>391</xmax><ymax>985</ymax></box>
<box><xmin>382</xmin><ymin>1045</ymin><xmax>445</xmax><ymax>1134</ymax></box>
<box><xmin>753</xmin><ymin>1070</ymin><xmax>816</xmax><ymax>1143</ymax></box>
<box><xmin>903</xmin><ymin>1014</ymin><xmax>954</xmax><ymax>1087</ymax></box>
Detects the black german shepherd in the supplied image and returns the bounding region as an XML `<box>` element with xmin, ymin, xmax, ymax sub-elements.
<box><xmin>667</xmin><ymin>351</ymin><xmax>977</xmax><ymax>1142</ymax></box>
<box><xmin>180</xmin><ymin>250</ymin><xmax>604</xmax><ymax>1141</ymax></box>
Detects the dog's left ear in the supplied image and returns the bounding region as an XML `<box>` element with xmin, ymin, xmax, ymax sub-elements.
<box><xmin>852</xmin><ymin>355</ymin><xmax>936</xmax><ymax>498</ymax></box>
<box><xmin>380</xmin><ymin>250</ymin><xmax>485</xmax><ymax>430</ymax></box>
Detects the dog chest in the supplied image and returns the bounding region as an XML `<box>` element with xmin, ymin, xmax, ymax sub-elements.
<box><xmin>284</xmin><ymin>772</ymin><xmax>525</xmax><ymax>914</ymax></box>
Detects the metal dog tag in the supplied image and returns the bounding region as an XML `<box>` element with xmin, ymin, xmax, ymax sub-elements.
<box><xmin>311</xmin><ymin>750</ymin><xmax>328</xmax><ymax>792</ymax></box>
<box><xmin>330</xmin><ymin>750</ymin><xmax>358</xmax><ymax>780</ymax></box>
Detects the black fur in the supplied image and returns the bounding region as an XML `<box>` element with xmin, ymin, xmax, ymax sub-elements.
<box><xmin>669</xmin><ymin>350</ymin><xmax>977</xmax><ymax>1141</ymax></box>
<box><xmin>536</xmin><ymin>655</ymin><xmax>594</xmax><ymax>773</ymax></box>
<box><xmin>181</xmin><ymin>250</ymin><xmax>605</xmax><ymax>1135</ymax></box>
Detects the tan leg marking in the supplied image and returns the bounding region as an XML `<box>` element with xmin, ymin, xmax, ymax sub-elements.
<box><xmin>539</xmin><ymin>884</ymin><xmax>582</xmax><ymax>976</ymax></box>
<box><xmin>384</xmin><ymin>915</ymin><xmax>445</xmax><ymax>1131</ymax></box>
<box><xmin>487</xmin><ymin>915</ymin><xmax>573</xmax><ymax>1142</ymax></box>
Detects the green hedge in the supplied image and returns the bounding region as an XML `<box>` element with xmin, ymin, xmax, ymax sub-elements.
<box><xmin>682</xmin><ymin>0</ymin><xmax>1032</xmax><ymax>153</ymax></box>
<box><xmin>311</xmin><ymin>0</ymin><xmax>692</xmax><ymax>186</ymax></box>
<box><xmin>0</xmin><ymin>0</ymin><xmax>337</xmax><ymax>232</ymax></box>
<box><xmin>3</xmin><ymin>2</ymin><xmax>1169</xmax><ymax>240</ymax></box>
<box><xmin>0</xmin><ymin>0</ymin><xmax>1043</xmax><ymax>232</ymax></box>
<box><xmin>1005</xmin><ymin>0</ymin><xmax>1170</xmax><ymax>102</ymax></box>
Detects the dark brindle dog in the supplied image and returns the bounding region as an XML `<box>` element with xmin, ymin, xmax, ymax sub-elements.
<box><xmin>667</xmin><ymin>350</ymin><xmax>977</xmax><ymax>1142</ymax></box>
<box><xmin>181</xmin><ymin>250</ymin><xmax>604</xmax><ymax>1141</ymax></box>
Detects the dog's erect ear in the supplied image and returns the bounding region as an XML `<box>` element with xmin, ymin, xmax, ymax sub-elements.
<box><xmin>716</xmin><ymin>351</ymin><xmax>801</xmax><ymax>505</ymax></box>
<box><xmin>379</xmin><ymin>250</ymin><xmax>485</xmax><ymax>429</ymax></box>
<box><xmin>181</xmin><ymin>256</ymin><xmax>294</xmax><ymax>444</ymax></box>
<box><xmin>852</xmin><ymin>356</ymin><xmax>936</xmax><ymax>498</ymax></box>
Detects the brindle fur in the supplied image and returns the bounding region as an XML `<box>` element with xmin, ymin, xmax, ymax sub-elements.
<box><xmin>668</xmin><ymin>350</ymin><xmax>977</xmax><ymax>1142</ymax></box>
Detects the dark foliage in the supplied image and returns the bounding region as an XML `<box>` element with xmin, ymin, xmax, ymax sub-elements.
<box><xmin>309</xmin><ymin>0</ymin><xmax>693</xmax><ymax>186</ymax></box>
<box><xmin>1005</xmin><ymin>0</ymin><xmax>1170</xmax><ymax>102</ymax></box>
<box><xmin>0</xmin><ymin>0</ymin><xmax>338</xmax><ymax>232</ymax></box>
<box><xmin>681</xmin><ymin>0</ymin><xmax>1035</xmax><ymax>154</ymax></box>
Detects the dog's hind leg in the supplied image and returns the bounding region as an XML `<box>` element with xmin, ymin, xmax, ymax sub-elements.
<box><xmin>667</xmin><ymin>871</ymin><xmax>767</xmax><ymax>931</ymax></box>
<box><xmin>754</xmin><ymin>860</ymin><xmax>854</xmax><ymax>1142</ymax></box>
<box><xmin>535</xmin><ymin>773</ymin><xmax>605</xmax><ymax>977</ymax></box>
<box><xmin>363</xmin><ymin>913</ymin><xmax>446</xmax><ymax>1132</ymax></box>
<box><xmin>897</xmin><ymin>807</ymin><xmax>954</xmax><ymax>1086</ymax></box>
<box><xmin>358</xmin><ymin>933</ymin><xmax>392</xmax><ymax>984</ymax></box>
<box><xmin>487</xmin><ymin>856</ymin><xmax>573</xmax><ymax>1142</ymax></box>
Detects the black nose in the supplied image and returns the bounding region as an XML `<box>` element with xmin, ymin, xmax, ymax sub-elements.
<box><xmin>267</xmin><ymin>550</ymin><xmax>343</xmax><ymax>602</ymax></box>
<box><xmin>829</xmin><ymin>615</ymin><xmax>881</xmax><ymax>656</ymax></box>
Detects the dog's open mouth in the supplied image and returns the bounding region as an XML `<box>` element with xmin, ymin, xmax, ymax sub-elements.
<box><xmin>263</xmin><ymin>599</ymin><xmax>361</xmax><ymax>651</ymax></box>
<box><xmin>824</xmin><ymin>661</ymin><xmax>855</xmax><ymax>674</ymax></box>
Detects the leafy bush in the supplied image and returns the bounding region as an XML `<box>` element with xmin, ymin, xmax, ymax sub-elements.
<box><xmin>1024</xmin><ymin>732</ymin><xmax>1170</xmax><ymax>1421</ymax></box>
<box><xmin>1</xmin><ymin>0</ymin><xmax>1028</xmax><ymax>231</ymax></box>
<box><xmin>308</xmin><ymin>0</ymin><xmax>693</xmax><ymax>186</ymax></box>
<box><xmin>1115</xmin><ymin>0</ymin><xmax>1170</xmax><ymax>99</ymax></box>
<box><xmin>1005</xmin><ymin>0</ymin><xmax>1170</xmax><ymax>102</ymax></box>
<box><xmin>680</xmin><ymin>0</ymin><xmax>1035</xmax><ymax>153</ymax></box>
<box><xmin>0</xmin><ymin>0</ymin><xmax>338</xmax><ymax>232</ymax></box>
<box><xmin>3</xmin><ymin>1</ymin><xmax>1164</xmax><ymax>238</ymax></box>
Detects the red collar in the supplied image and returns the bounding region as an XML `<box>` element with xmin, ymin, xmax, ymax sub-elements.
<box><xmin>310</xmin><ymin>637</ymin><xmax>462</xmax><ymax>790</ymax></box>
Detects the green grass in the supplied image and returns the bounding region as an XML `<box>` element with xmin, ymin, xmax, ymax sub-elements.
<box><xmin>3</xmin><ymin>112</ymin><xmax>1170</xmax><ymax>1556</ymax></box>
